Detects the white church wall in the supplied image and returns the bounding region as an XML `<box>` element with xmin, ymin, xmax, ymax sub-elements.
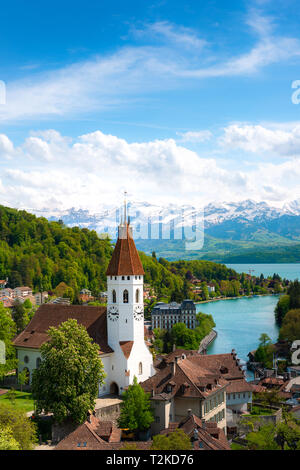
<box><xmin>16</xmin><ymin>347</ymin><xmax>41</xmax><ymax>384</ymax></box>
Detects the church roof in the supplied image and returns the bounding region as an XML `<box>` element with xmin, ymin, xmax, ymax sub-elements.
<box><xmin>106</xmin><ymin>223</ymin><xmax>144</xmax><ymax>276</ymax></box>
<box><xmin>13</xmin><ymin>304</ymin><xmax>113</xmax><ymax>355</ymax></box>
<box><xmin>119</xmin><ymin>341</ymin><xmax>134</xmax><ymax>359</ymax></box>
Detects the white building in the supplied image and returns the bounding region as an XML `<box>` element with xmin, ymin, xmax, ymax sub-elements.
<box><xmin>207</xmin><ymin>283</ymin><xmax>215</xmax><ymax>293</ymax></box>
<box><xmin>13</xmin><ymin>286</ymin><xmax>33</xmax><ymax>297</ymax></box>
<box><xmin>151</xmin><ymin>300</ymin><xmax>196</xmax><ymax>330</ymax></box>
<box><xmin>13</xmin><ymin>214</ymin><xmax>154</xmax><ymax>396</ymax></box>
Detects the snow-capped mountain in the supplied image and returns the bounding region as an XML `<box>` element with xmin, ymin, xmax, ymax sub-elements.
<box><xmin>28</xmin><ymin>199</ymin><xmax>300</xmax><ymax>245</ymax></box>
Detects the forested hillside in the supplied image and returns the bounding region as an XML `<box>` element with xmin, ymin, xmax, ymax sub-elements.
<box><xmin>0</xmin><ymin>205</ymin><xmax>240</xmax><ymax>300</ymax></box>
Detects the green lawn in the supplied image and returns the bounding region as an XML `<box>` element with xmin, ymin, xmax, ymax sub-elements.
<box><xmin>0</xmin><ymin>389</ymin><xmax>35</xmax><ymax>413</ymax></box>
<box><xmin>231</xmin><ymin>442</ymin><xmax>247</xmax><ymax>450</ymax></box>
<box><xmin>244</xmin><ymin>405</ymin><xmax>275</xmax><ymax>416</ymax></box>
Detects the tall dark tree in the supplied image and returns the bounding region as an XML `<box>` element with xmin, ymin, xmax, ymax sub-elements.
<box><xmin>32</xmin><ymin>319</ymin><xmax>105</xmax><ymax>424</ymax></box>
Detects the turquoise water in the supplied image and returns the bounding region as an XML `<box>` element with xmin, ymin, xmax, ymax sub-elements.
<box><xmin>226</xmin><ymin>263</ymin><xmax>300</xmax><ymax>280</ymax></box>
<box><xmin>196</xmin><ymin>295</ymin><xmax>280</xmax><ymax>378</ymax></box>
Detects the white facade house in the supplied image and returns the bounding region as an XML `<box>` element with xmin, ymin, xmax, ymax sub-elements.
<box><xmin>14</xmin><ymin>215</ymin><xmax>154</xmax><ymax>396</ymax></box>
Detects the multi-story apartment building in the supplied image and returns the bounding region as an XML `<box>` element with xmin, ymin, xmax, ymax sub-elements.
<box><xmin>151</xmin><ymin>299</ymin><xmax>196</xmax><ymax>330</ymax></box>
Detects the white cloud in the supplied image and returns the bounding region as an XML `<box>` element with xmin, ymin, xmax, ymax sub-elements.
<box><xmin>176</xmin><ymin>130</ymin><xmax>212</xmax><ymax>143</ymax></box>
<box><xmin>221</xmin><ymin>123</ymin><xmax>300</xmax><ymax>157</ymax></box>
<box><xmin>0</xmin><ymin>134</ymin><xmax>14</xmax><ymax>158</ymax></box>
<box><xmin>1</xmin><ymin>128</ymin><xmax>300</xmax><ymax>212</ymax></box>
<box><xmin>137</xmin><ymin>21</ymin><xmax>208</xmax><ymax>50</ymax></box>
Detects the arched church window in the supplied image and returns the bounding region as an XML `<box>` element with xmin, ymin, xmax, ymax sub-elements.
<box><xmin>139</xmin><ymin>362</ymin><xmax>143</xmax><ymax>375</ymax></box>
<box><xmin>127</xmin><ymin>276</ymin><xmax>130</xmax><ymax>280</ymax></box>
<box><xmin>122</xmin><ymin>276</ymin><xmax>125</xmax><ymax>280</ymax></box>
<box><xmin>36</xmin><ymin>357</ymin><xmax>41</xmax><ymax>368</ymax></box>
<box><xmin>123</xmin><ymin>289</ymin><xmax>129</xmax><ymax>303</ymax></box>
<box><xmin>135</xmin><ymin>289</ymin><xmax>140</xmax><ymax>303</ymax></box>
<box><xmin>112</xmin><ymin>290</ymin><xmax>116</xmax><ymax>303</ymax></box>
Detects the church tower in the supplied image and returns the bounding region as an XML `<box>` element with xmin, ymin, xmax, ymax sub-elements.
<box><xmin>104</xmin><ymin>197</ymin><xmax>153</xmax><ymax>392</ymax></box>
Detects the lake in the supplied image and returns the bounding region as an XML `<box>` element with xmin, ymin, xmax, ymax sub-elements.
<box><xmin>226</xmin><ymin>263</ymin><xmax>300</xmax><ymax>280</ymax></box>
<box><xmin>196</xmin><ymin>295</ymin><xmax>280</xmax><ymax>379</ymax></box>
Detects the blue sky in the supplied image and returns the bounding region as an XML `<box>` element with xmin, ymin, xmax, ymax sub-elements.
<box><xmin>1</xmin><ymin>0</ymin><xmax>300</xmax><ymax>211</ymax></box>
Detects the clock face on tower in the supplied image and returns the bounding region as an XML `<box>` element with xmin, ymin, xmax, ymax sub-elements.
<box><xmin>133</xmin><ymin>305</ymin><xmax>144</xmax><ymax>321</ymax></box>
<box><xmin>108</xmin><ymin>305</ymin><xmax>119</xmax><ymax>321</ymax></box>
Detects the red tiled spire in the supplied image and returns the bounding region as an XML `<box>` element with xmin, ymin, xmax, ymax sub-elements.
<box><xmin>106</xmin><ymin>222</ymin><xmax>145</xmax><ymax>276</ymax></box>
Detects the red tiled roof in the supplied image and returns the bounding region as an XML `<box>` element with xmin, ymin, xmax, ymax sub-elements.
<box><xmin>226</xmin><ymin>379</ymin><xmax>254</xmax><ymax>393</ymax></box>
<box><xmin>13</xmin><ymin>304</ymin><xmax>113</xmax><ymax>354</ymax></box>
<box><xmin>106</xmin><ymin>223</ymin><xmax>144</xmax><ymax>276</ymax></box>
<box><xmin>161</xmin><ymin>414</ymin><xmax>230</xmax><ymax>451</ymax></box>
<box><xmin>119</xmin><ymin>341</ymin><xmax>134</xmax><ymax>359</ymax></box>
<box><xmin>141</xmin><ymin>353</ymin><xmax>229</xmax><ymax>400</ymax></box>
<box><xmin>55</xmin><ymin>416</ymin><xmax>151</xmax><ymax>450</ymax></box>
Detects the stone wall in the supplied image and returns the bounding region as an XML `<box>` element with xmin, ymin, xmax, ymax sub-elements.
<box><xmin>52</xmin><ymin>419</ymin><xmax>78</xmax><ymax>444</ymax></box>
<box><xmin>94</xmin><ymin>402</ymin><xmax>121</xmax><ymax>425</ymax></box>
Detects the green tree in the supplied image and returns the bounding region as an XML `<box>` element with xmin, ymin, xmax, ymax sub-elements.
<box><xmin>18</xmin><ymin>368</ymin><xmax>28</xmax><ymax>392</ymax></box>
<box><xmin>0</xmin><ymin>304</ymin><xmax>17</xmax><ymax>379</ymax></box>
<box><xmin>279</xmin><ymin>309</ymin><xmax>300</xmax><ymax>343</ymax></box>
<box><xmin>201</xmin><ymin>282</ymin><xmax>209</xmax><ymax>301</ymax></box>
<box><xmin>259</xmin><ymin>333</ymin><xmax>271</xmax><ymax>348</ymax></box>
<box><xmin>12</xmin><ymin>300</ymin><xmax>30</xmax><ymax>334</ymax></box>
<box><xmin>0</xmin><ymin>426</ymin><xmax>21</xmax><ymax>450</ymax></box>
<box><xmin>151</xmin><ymin>429</ymin><xmax>192</xmax><ymax>450</ymax></box>
<box><xmin>247</xmin><ymin>423</ymin><xmax>279</xmax><ymax>450</ymax></box>
<box><xmin>254</xmin><ymin>333</ymin><xmax>274</xmax><ymax>368</ymax></box>
<box><xmin>31</xmin><ymin>319</ymin><xmax>106</xmax><ymax>424</ymax></box>
<box><xmin>170</xmin><ymin>323</ymin><xmax>199</xmax><ymax>350</ymax></box>
<box><xmin>118</xmin><ymin>376</ymin><xmax>154</xmax><ymax>433</ymax></box>
<box><xmin>23</xmin><ymin>298</ymin><xmax>32</xmax><ymax>309</ymax></box>
<box><xmin>275</xmin><ymin>295</ymin><xmax>290</xmax><ymax>325</ymax></box>
<box><xmin>275</xmin><ymin>413</ymin><xmax>300</xmax><ymax>450</ymax></box>
<box><xmin>246</xmin><ymin>413</ymin><xmax>300</xmax><ymax>450</ymax></box>
<box><xmin>0</xmin><ymin>403</ymin><xmax>37</xmax><ymax>450</ymax></box>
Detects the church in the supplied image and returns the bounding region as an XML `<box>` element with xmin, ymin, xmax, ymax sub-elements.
<box><xmin>13</xmin><ymin>212</ymin><xmax>155</xmax><ymax>396</ymax></box>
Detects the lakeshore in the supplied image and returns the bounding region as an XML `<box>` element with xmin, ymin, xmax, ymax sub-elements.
<box><xmin>195</xmin><ymin>292</ymin><xmax>280</xmax><ymax>305</ymax></box>
<box><xmin>196</xmin><ymin>295</ymin><xmax>280</xmax><ymax>379</ymax></box>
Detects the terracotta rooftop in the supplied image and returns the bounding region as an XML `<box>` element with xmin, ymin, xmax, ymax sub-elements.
<box><xmin>106</xmin><ymin>223</ymin><xmax>144</xmax><ymax>276</ymax></box>
<box><xmin>13</xmin><ymin>304</ymin><xmax>113</xmax><ymax>355</ymax></box>
<box><xmin>119</xmin><ymin>341</ymin><xmax>134</xmax><ymax>359</ymax></box>
<box><xmin>141</xmin><ymin>353</ymin><xmax>232</xmax><ymax>400</ymax></box>
<box><xmin>55</xmin><ymin>416</ymin><xmax>151</xmax><ymax>450</ymax></box>
<box><xmin>142</xmin><ymin>350</ymin><xmax>247</xmax><ymax>400</ymax></box>
<box><xmin>161</xmin><ymin>414</ymin><xmax>230</xmax><ymax>451</ymax></box>
<box><xmin>226</xmin><ymin>379</ymin><xmax>255</xmax><ymax>393</ymax></box>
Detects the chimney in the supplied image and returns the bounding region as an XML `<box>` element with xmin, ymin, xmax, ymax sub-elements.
<box><xmin>173</xmin><ymin>343</ymin><xmax>176</xmax><ymax>352</ymax></box>
<box><xmin>172</xmin><ymin>359</ymin><xmax>176</xmax><ymax>376</ymax></box>
<box><xmin>187</xmin><ymin>408</ymin><xmax>192</xmax><ymax>416</ymax></box>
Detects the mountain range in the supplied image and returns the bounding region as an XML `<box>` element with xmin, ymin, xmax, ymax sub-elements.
<box><xmin>32</xmin><ymin>199</ymin><xmax>300</xmax><ymax>262</ymax></box>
